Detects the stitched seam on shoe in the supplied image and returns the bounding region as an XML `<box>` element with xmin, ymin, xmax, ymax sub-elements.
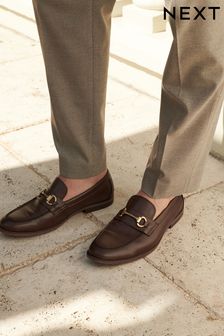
<box><xmin>53</xmin><ymin>191</ymin><xmax>112</xmax><ymax>215</ymax></box>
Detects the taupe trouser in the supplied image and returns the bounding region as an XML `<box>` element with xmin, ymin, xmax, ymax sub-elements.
<box><xmin>32</xmin><ymin>0</ymin><xmax>224</xmax><ymax>198</ymax></box>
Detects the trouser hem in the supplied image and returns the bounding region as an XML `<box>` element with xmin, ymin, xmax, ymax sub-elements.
<box><xmin>140</xmin><ymin>168</ymin><xmax>201</xmax><ymax>198</ymax></box>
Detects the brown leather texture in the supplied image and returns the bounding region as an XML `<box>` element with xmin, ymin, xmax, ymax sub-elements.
<box><xmin>0</xmin><ymin>170</ymin><xmax>114</xmax><ymax>237</ymax></box>
<box><xmin>87</xmin><ymin>194</ymin><xmax>184</xmax><ymax>265</ymax></box>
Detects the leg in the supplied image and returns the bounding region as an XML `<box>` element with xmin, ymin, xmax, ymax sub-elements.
<box><xmin>32</xmin><ymin>0</ymin><xmax>116</xmax><ymax>179</ymax></box>
<box><xmin>141</xmin><ymin>0</ymin><xmax>224</xmax><ymax>198</ymax></box>
<box><xmin>87</xmin><ymin>1</ymin><xmax>224</xmax><ymax>265</ymax></box>
<box><xmin>0</xmin><ymin>0</ymin><xmax>116</xmax><ymax>237</ymax></box>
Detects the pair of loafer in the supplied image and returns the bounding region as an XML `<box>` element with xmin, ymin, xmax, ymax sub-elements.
<box><xmin>0</xmin><ymin>170</ymin><xmax>184</xmax><ymax>265</ymax></box>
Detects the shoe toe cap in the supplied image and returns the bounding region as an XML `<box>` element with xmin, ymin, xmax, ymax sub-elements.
<box><xmin>0</xmin><ymin>213</ymin><xmax>24</xmax><ymax>232</ymax></box>
<box><xmin>0</xmin><ymin>214</ymin><xmax>13</xmax><ymax>230</ymax></box>
<box><xmin>87</xmin><ymin>224</ymin><xmax>141</xmax><ymax>263</ymax></box>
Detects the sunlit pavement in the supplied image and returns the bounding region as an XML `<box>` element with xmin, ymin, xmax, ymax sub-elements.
<box><xmin>0</xmin><ymin>2</ymin><xmax>224</xmax><ymax>335</ymax></box>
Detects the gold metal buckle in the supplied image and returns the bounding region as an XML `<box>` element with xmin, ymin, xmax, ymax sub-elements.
<box><xmin>119</xmin><ymin>207</ymin><xmax>148</xmax><ymax>228</ymax></box>
<box><xmin>46</xmin><ymin>194</ymin><xmax>57</xmax><ymax>206</ymax></box>
<box><xmin>41</xmin><ymin>191</ymin><xmax>57</xmax><ymax>206</ymax></box>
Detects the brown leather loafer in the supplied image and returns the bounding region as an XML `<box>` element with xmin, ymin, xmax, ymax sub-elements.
<box><xmin>0</xmin><ymin>170</ymin><xmax>114</xmax><ymax>237</ymax></box>
<box><xmin>87</xmin><ymin>194</ymin><xmax>184</xmax><ymax>265</ymax></box>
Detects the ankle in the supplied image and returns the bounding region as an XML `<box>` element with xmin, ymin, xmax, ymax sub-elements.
<box><xmin>137</xmin><ymin>190</ymin><xmax>174</xmax><ymax>219</ymax></box>
<box><xmin>59</xmin><ymin>169</ymin><xmax>108</xmax><ymax>201</ymax></box>
<box><xmin>137</xmin><ymin>190</ymin><xmax>174</xmax><ymax>202</ymax></box>
<box><xmin>60</xmin><ymin>169</ymin><xmax>107</xmax><ymax>184</ymax></box>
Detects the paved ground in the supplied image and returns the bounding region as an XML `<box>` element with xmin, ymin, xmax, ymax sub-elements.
<box><xmin>0</xmin><ymin>2</ymin><xmax>224</xmax><ymax>336</ymax></box>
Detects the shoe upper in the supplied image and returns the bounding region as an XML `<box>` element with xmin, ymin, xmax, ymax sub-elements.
<box><xmin>0</xmin><ymin>170</ymin><xmax>114</xmax><ymax>234</ymax></box>
<box><xmin>87</xmin><ymin>195</ymin><xmax>184</xmax><ymax>262</ymax></box>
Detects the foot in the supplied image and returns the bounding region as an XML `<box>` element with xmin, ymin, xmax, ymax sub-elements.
<box><xmin>137</xmin><ymin>190</ymin><xmax>174</xmax><ymax>219</ymax></box>
<box><xmin>0</xmin><ymin>169</ymin><xmax>114</xmax><ymax>237</ymax></box>
<box><xmin>60</xmin><ymin>169</ymin><xmax>108</xmax><ymax>201</ymax></box>
<box><xmin>87</xmin><ymin>193</ymin><xmax>184</xmax><ymax>266</ymax></box>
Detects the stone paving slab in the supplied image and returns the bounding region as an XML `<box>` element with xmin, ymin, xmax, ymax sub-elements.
<box><xmin>145</xmin><ymin>182</ymin><xmax>224</xmax><ymax>319</ymax></box>
<box><xmin>0</xmin><ymin>123</ymin><xmax>58</xmax><ymax>182</ymax></box>
<box><xmin>0</xmin><ymin>146</ymin><xmax>47</xmax><ymax>219</ymax></box>
<box><xmin>108</xmin><ymin>56</ymin><xmax>162</xmax><ymax>102</ymax></box>
<box><xmin>0</xmin><ymin>55</ymin><xmax>49</xmax><ymax>135</ymax></box>
<box><xmin>0</xmin><ymin>0</ymin><xmax>35</xmax><ymax>19</ymax></box>
<box><xmin>110</xmin><ymin>18</ymin><xmax>172</xmax><ymax>76</ymax></box>
<box><xmin>0</xmin><ymin>1</ymin><xmax>38</xmax><ymax>42</ymax></box>
<box><xmin>1</xmin><ymin>239</ymin><xmax>223</xmax><ymax>336</ymax></box>
<box><xmin>0</xmin><ymin>146</ymin><xmax>99</xmax><ymax>273</ymax></box>
<box><xmin>0</xmin><ymin>26</ymin><xmax>40</xmax><ymax>65</ymax></box>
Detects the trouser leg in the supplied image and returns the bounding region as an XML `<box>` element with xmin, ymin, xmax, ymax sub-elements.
<box><xmin>32</xmin><ymin>0</ymin><xmax>116</xmax><ymax>178</ymax></box>
<box><xmin>141</xmin><ymin>0</ymin><xmax>224</xmax><ymax>198</ymax></box>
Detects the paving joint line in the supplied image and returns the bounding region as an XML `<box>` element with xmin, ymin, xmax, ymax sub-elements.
<box><xmin>0</xmin><ymin>5</ymin><xmax>36</xmax><ymax>23</ymax></box>
<box><xmin>0</xmin><ymin>140</ymin><xmax>51</xmax><ymax>184</ymax></box>
<box><xmin>110</xmin><ymin>52</ymin><xmax>163</xmax><ymax>80</ymax></box>
<box><xmin>0</xmin><ymin>232</ymin><xmax>97</xmax><ymax>279</ymax></box>
<box><xmin>185</xmin><ymin>179</ymin><xmax>224</xmax><ymax>199</ymax></box>
<box><xmin>144</xmin><ymin>257</ymin><xmax>224</xmax><ymax>321</ymax></box>
<box><xmin>0</xmin><ymin>119</ymin><xmax>49</xmax><ymax>137</ymax></box>
<box><xmin>0</xmin><ymin>23</ymin><xmax>37</xmax><ymax>43</ymax></box>
<box><xmin>108</xmin><ymin>74</ymin><xmax>160</xmax><ymax>103</ymax></box>
<box><xmin>84</xmin><ymin>212</ymin><xmax>106</xmax><ymax>229</ymax></box>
